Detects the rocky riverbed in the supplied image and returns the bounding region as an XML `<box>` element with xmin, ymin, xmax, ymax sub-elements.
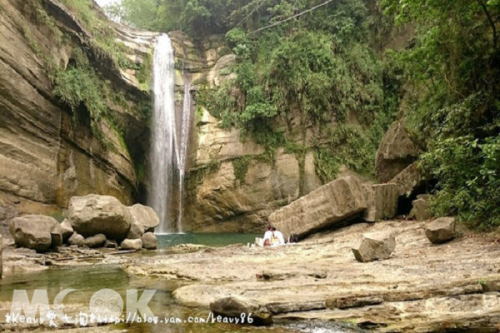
<box><xmin>1</xmin><ymin>220</ymin><xmax>500</xmax><ymax>332</ymax></box>
<box><xmin>122</xmin><ymin>220</ymin><xmax>500</xmax><ymax>332</ymax></box>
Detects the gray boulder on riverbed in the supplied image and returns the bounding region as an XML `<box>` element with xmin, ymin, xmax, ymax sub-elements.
<box><xmin>426</xmin><ymin>217</ymin><xmax>456</xmax><ymax>244</ymax></box>
<box><xmin>84</xmin><ymin>234</ymin><xmax>107</xmax><ymax>248</ymax></box>
<box><xmin>68</xmin><ymin>233</ymin><xmax>85</xmax><ymax>247</ymax></box>
<box><xmin>352</xmin><ymin>231</ymin><xmax>396</xmax><ymax>262</ymax></box>
<box><xmin>128</xmin><ymin>204</ymin><xmax>160</xmax><ymax>233</ymax></box>
<box><xmin>120</xmin><ymin>238</ymin><xmax>142</xmax><ymax>250</ymax></box>
<box><xmin>60</xmin><ymin>219</ymin><xmax>74</xmax><ymax>241</ymax></box>
<box><xmin>141</xmin><ymin>232</ymin><xmax>158</xmax><ymax>249</ymax></box>
<box><xmin>126</xmin><ymin>220</ymin><xmax>145</xmax><ymax>240</ymax></box>
<box><xmin>9</xmin><ymin>215</ymin><xmax>61</xmax><ymax>252</ymax></box>
<box><xmin>68</xmin><ymin>194</ymin><xmax>132</xmax><ymax>241</ymax></box>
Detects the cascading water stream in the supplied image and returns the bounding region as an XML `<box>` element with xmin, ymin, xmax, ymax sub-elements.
<box><xmin>149</xmin><ymin>34</ymin><xmax>192</xmax><ymax>234</ymax></box>
<box><xmin>176</xmin><ymin>82</ymin><xmax>192</xmax><ymax>232</ymax></box>
<box><xmin>149</xmin><ymin>34</ymin><xmax>176</xmax><ymax>234</ymax></box>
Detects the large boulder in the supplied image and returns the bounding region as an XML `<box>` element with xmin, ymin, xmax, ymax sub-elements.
<box><xmin>210</xmin><ymin>296</ymin><xmax>272</xmax><ymax>326</ymax></box>
<box><xmin>120</xmin><ymin>238</ymin><xmax>142</xmax><ymax>250</ymax></box>
<box><xmin>268</xmin><ymin>176</ymin><xmax>367</xmax><ymax>238</ymax></box>
<box><xmin>389</xmin><ymin>162</ymin><xmax>421</xmax><ymax>197</ymax></box>
<box><xmin>60</xmin><ymin>219</ymin><xmax>74</xmax><ymax>241</ymax></box>
<box><xmin>50</xmin><ymin>225</ymin><xmax>63</xmax><ymax>248</ymax></box>
<box><xmin>84</xmin><ymin>234</ymin><xmax>107</xmax><ymax>248</ymax></box>
<box><xmin>410</xmin><ymin>194</ymin><xmax>432</xmax><ymax>221</ymax></box>
<box><xmin>141</xmin><ymin>232</ymin><xmax>158</xmax><ymax>250</ymax></box>
<box><xmin>68</xmin><ymin>233</ymin><xmax>85</xmax><ymax>247</ymax></box>
<box><xmin>352</xmin><ymin>231</ymin><xmax>396</xmax><ymax>262</ymax></box>
<box><xmin>68</xmin><ymin>195</ymin><xmax>132</xmax><ymax>240</ymax></box>
<box><xmin>9</xmin><ymin>215</ymin><xmax>60</xmax><ymax>252</ymax></box>
<box><xmin>376</xmin><ymin>119</ymin><xmax>418</xmax><ymax>183</ymax></box>
<box><xmin>128</xmin><ymin>204</ymin><xmax>160</xmax><ymax>233</ymax></box>
<box><xmin>126</xmin><ymin>221</ymin><xmax>145</xmax><ymax>240</ymax></box>
<box><xmin>426</xmin><ymin>217</ymin><xmax>456</xmax><ymax>244</ymax></box>
<box><xmin>364</xmin><ymin>183</ymin><xmax>399</xmax><ymax>222</ymax></box>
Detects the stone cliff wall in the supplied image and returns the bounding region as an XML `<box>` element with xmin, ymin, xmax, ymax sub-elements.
<box><xmin>0</xmin><ymin>0</ymin><xmax>156</xmax><ymax>217</ymax></box>
<box><xmin>174</xmin><ymin>36</ymin><xmax>324</xmax><ymax>232</ymax></box>
<box><xmin>0</xmin><ymin>0</ymin><xmax>411</xmax><ymax>234</ymax></box>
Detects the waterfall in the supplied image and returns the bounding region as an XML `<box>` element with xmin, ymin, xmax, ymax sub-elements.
<box><xmin>149</xmin><ymin>34</ymin><xmax>192</xmax><ymax>234</ymax></box>
<box><xmin>150</xmin><ymin>34</ymin><xmax>175</xmax><ymax>234</ymax></box>
<box><xmin>176</xmin><ymin>82</ymin><xmax>192</xmax><ymax>232</ymax></box>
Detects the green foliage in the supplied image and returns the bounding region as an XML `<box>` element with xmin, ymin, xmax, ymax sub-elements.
<box><xmin>383</xmin><ymin>0</ymin><xmax>500</xmax><ymax>228</ymax></box>
<box><xmin>136</xmin><ymin>51</ymin><xmax>152</xmax><ymax>92</ymax></box>
<box><xmin>32</xmin><ymin>0</ymin><xmax>63</xmax><ymax>44</ymax></box>
<box><xmin>232</xmin><ymin>156</ymin><xmax>251</xmax><ymax>183</ymax></box>
<box><xmin>53</xmin><ymin>49</ymin><xmax>109</xmax><ymax>137</ymax></box>
<box><xmin>134</xmin><ymin>161</ymin><xmax>146</xmax><ymax>183</ymax></box>
<box><xmin>185</xmin><ymin>159</ymin><xmax>221</xmax><ymax>193</ymax></box>
<box><xmin>313</xmin><ymin>124</ymin><xmax>380</xmax><ymax>183</ymax></box>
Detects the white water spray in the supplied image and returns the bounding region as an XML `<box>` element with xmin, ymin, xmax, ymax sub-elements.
<box><xmin>149</xmin><ymin>34</ymin><xmax>175</xmax><ymax>234</ymax></box>
<box><xmin>149</xmin><ymin>34</ymin><xmax>192</xmax><ymax>234</ymax></box>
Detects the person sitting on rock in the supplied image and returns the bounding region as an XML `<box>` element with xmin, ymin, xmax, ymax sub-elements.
<box><xmin>263</xmin><ymin>225</ymin><xmax>273</xmax><ymax>246</ymax></box>
<box><xmin>270</xmin><ymin>227</ymin><xmax>285</xmax><ymax>246</ymax></box>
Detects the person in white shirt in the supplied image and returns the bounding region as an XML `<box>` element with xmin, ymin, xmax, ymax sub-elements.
<box><xmin>270</xmin><ymin>227</ymin><xmax>285</xmax><ymax>246</ymax></box>
<box><xmin>262</xmin><ymin>226</ymin><xmax>273</xmax><ymax>246</ymax></box>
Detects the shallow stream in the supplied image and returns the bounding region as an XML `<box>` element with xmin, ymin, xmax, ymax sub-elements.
<box><xmin>0</xmin><ymin>234</ymin><xmax>355</xmax><ymax>333</ymax></box>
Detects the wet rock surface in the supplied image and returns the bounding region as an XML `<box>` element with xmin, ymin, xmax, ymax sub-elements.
<box><xmin>121</xmin><ymin>220</ymin><xmax>500</xmax><ymax>331</ymax></box>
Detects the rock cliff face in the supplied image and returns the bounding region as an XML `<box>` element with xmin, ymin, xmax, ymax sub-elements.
<box><xmin>163</xmin><ymin>32</ymin><xmax>324</xmax><ymax>232</ymax></box>
<box><xmin>0</xmin><ymin>0</ymin><xmax>413</xmax><ymax>234</ymax></box>
<box><xmin>0</xmin><ymin>0</ymin><xmax>156</xmax><ymax>218</ymax></box>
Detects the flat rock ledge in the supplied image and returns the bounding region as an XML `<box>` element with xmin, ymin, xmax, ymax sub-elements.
<box><xmin>123</xmin><ymin>220</ymin><xmax>500</xmax><ymax>332</ymax></box>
